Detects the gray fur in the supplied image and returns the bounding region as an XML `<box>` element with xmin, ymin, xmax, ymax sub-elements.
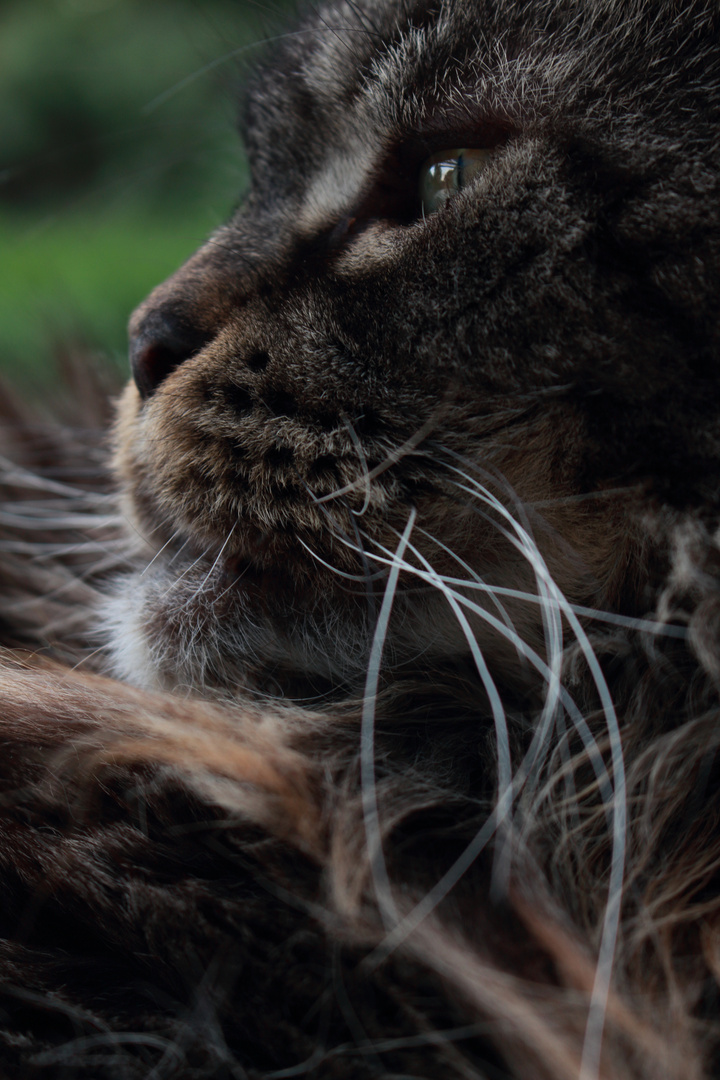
<box><xmin>0</xmin><ymin>1</ymin><xmax>720</xmax><ymax>1078</ymax></box>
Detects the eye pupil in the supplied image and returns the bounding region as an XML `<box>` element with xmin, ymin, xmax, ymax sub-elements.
<box><xmin>419</xmin><ymin>147</ymin><xmax>493</xmax><ymax>216</ymax></box>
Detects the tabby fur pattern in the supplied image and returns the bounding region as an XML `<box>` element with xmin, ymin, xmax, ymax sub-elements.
<box><xmin>1</xmin><ymin>0</ymin><xmax>720</xmax><ymax>1077</ymax></box>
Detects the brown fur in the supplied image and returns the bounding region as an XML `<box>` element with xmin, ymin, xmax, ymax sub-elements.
<box><xmin>2</xmin><ymin>0</ymin><xmax>720</xmax><ymax>1077</ymax></box>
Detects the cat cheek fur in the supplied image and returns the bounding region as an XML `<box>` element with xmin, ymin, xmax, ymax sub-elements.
<box><xmin>114</xmin><ymin>316</ymin><xmax>628</xmax><ymax>697</ymax></box>
<box><xmin>114</xmin><ymin>163</ymin><xmax>646</xmax><ymax>692</ymax></box>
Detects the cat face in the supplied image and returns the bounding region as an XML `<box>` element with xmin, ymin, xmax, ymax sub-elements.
<box><xmin>110</xmin><ymin>0</ymin><xmax>720</xmax><ymax>695</ymax></box>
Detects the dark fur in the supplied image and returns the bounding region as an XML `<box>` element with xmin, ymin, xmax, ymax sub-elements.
<box><xmin>1</xmin><ymin>1</ymin><xmax>720</xmax><ymax>1076</ymax></box>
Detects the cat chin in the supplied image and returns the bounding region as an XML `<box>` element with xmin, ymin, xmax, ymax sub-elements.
<box><xmin>100</xmin><ymin>559</ymin><xmax>373</xmax><ymax>696</ymax></box>
<box><xmin>99</xmin><ymin>551</ymin><xmax>539</xmax><ymax>700</ymax></box>
<box><xmin>101</xmin><ymin>582</ymin><xmax>164</xmax><ymax>692</ymax></box>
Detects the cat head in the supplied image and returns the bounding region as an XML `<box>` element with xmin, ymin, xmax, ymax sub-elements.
<box><xmin>109</xmin><ymin>0</ymin><xmax>720</xmax><ymax>696</ymax></box>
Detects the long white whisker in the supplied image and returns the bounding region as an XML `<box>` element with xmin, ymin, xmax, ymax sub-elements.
<box><xmin>296</xmin><ymin>536</ymin><xmax>386</xmax><ymax>582</ymax></box>
<box><xmin>399</xmin><ymin>570</ymin><xmax>686</xmax><ymax>639</ymax></box>
<box><xmin>342</xmin><ymin>415</ymin><xmax>372</xmax><ymax>517</ymax></box>
<box><xmin>415</xmin><ymin>525</ymin><xmax>526</xmax><ymax>646</ymax></box>
<box><xmin>390</xmin><ymin>531</ymin><xmax>514</xmax><ymax>861</ymax></box>
<box><xmin>167</xmin><ymin>535</ymin><xmax>193</xmax><ymax>567</ymax></box>
<box><xmin>443</xmin><ymin>467</ymin><xmax>684</xmax><ymax>633</ymax></box>
<box><xmin>159</xmin><ymin>545</ymin><xmax>213</xmax><ymax>601</ymax></box>
<box><xmin>314</xmin><ymin>416</ymin><xmax>436</xmax><ymax>505</ymax></box>
<box><xmin>352</xmin><ymin>544</ymin><xmax>615</xmax><ymax>978</ymax></box>
<box><xmin>412</xmin><ymin>521</ymin><xmax>565</xmax><ymax>845</ymax></box>
<box><xmin>438</xmin><ymin>465</ymin><xmax>625</xmax><ymax>1080</ymax></box>
<box><xmin>337</xmin><ymin>529</ymin><xmax>612</xmax><ymax>813</ymax></box>
<box><xmin>0</xmin><ymin>455</ymin><xmax>111</xmax><ymax>500</ymax></box>
<box><xmin>378</xmin><ymin>524</ymin><xmax>567</xmax><ymax>892</ymax></box>
<box><xmin>186</xmin><ymin>523</ymin><xmax>237</xmax><ymax>607</ymax></box>
<box><xmin>361</xmin><ymin>507</ymin><xmax>417</xmax><ymax>931</ymax></box>
<box><xmin>140</xmin><ymin>529</ymin><xmax>183</xmax><ymax>577</ymax></box>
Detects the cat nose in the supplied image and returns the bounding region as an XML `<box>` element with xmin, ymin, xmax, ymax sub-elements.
<box><xmin>130</xmin><ymin>310</ymin><xmax>212</xmax><ymax>399</ymax></box>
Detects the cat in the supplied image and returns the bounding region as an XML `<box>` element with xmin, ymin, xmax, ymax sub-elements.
<box><xmin>0</xmin><ymin>0</ymin><xmax>719</xmax><ymax>1077</ymax></box>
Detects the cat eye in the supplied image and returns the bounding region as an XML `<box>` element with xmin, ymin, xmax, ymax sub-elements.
<box><xmin>419</xmin><ymin>148</ymin><xmax>493</xmax><ymax>215</ymax></box>
<box><xmin>331</xmin><ymin>140</ymin><xmax>501</xmax><ymax>246</ymax></box>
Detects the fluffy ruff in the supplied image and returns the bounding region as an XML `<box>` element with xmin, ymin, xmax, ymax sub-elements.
<box><xmin>0</xmin><ymin>400</ymin><xmax>719</xmax><ymax>1080</ymax></box>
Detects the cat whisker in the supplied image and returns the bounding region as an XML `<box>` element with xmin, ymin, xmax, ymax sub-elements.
<box><xmin>531</xmin><ymin>487</ymin><xmax>635</xmax><ymax>507</ymax></box>
<box><xmin>361</xmin><ymin>507</ymin><xmax>417</xmax><ymax>931</ymax></box>
<box><xmin>140</xmin><ymin>528</ymin><xmax>184</xmax><ymax>577</ymax></box>
<box><xmin>414</xmin><ymin>523</ymin><xmax>529</xmax><ymax>654</ymax></box>
<box><xmin>67</xmin><ymin>644</ymin><xmax>110</xmax><ymax>676</ymax></box>
<box><xmin>347</xmin><ymin>504</ymin><xmax>380</xmax><ymax>623</ymax></box>
<box><xmin>143</xmin><ymin>26</ymin><xmax>379</xmax><ymax>114</ymax></box>
<box><xmin>184</xmin><ymin>523</ymin><xmax>237</xmax><ymax>608</ymax></box>
<box><xmin>351</xmin><ymin>531</ymin><xmax>618</xmax><ymax>990</ymax></box>
<box><xmin>369</xmin><ymin>534</ymin><xmax>614</xmax><ymax>813</ymax></box>
<box><xmin>431</xmin><ymin>467</ymin><xmax>627</xmax><ymax>1077</ymax></box>
<box><xmin>296</xmin><ymin>536</ymin><xmax>386</xmax><ymax>583</ymax></box>
<box><xmin>167</xmin><ymin>534</ymin><xmax>193</xmax><ymax>567</ymax></box>
<box><xmin>439</xmin><ymin>466</ymin><xmax>686</xmax><ymax>638</ymax></box>
<box><xmin>315</xmin><ymin>415</ymin><xmax>437</xmax><ymax>505</ymax></box>
<box><xmin>412</xmin><ymin>519</ymin><xmax>568</xmax><ymax>875</ymax></box>
<box><xmin>143</xmin><ymin>31</ymin><xmax>327</xmax><ymax>113</ymax></box>
<box><xmin>341</xmin><ymin>414</ymin><xmax>372</xmax><ymax>517</ymax></box>
<box><xmin>119</xmin><ymin>506</ymin><xmax>181</xmax><ymax>551</ymax></box>
<box><xmin>435</xmin><ymin>468</ymin><xmax>568</xmax><ymax>830</ymax></box>
<box><xmin>0</xmin><ymin>454</ymin><xmax>110</xmax><ymax>500</ymax></box>
<box><xmin>158</xmin><ymin>544</ymin><xmax>214</xmax><ymax>602</ymax></box>
<box><xmin>309</xmin><ymin>6</ymin><xmax>375</xmax><ymax>65</ymax></box>
<box><xmin>341</xmin><ymin>0</ymin><xmax>385</xmax><ymax>39</ymax></box>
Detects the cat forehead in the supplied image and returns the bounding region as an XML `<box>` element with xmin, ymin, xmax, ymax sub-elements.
<box><xmin>243</xmin><ymin>0</ymin><xmax>719</xmax><ymax>167</ymax></box>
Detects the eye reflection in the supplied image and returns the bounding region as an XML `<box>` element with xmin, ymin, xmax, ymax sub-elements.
<box><xmin>419</xmin><ymin>147</ymin><xmax>493</xmax><ymax>215</ymax></box>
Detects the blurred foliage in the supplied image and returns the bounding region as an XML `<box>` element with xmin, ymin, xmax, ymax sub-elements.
<box><xmin>0</xmin><ymin>0</ymin><xmax>291</xmax><ymax>393</ymax></box>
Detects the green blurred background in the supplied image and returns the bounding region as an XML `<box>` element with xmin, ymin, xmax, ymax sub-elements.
<box><xmin>0</xmin><ymin>0</ymin><xmax>290</xmax><ymax>395</ymax></box>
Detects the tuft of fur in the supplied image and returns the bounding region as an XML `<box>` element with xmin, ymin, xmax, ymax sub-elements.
<box><xmin>2</xmin><ymin>1</ymin><xmax>720</xmax><ymax>1078</ymax></box>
